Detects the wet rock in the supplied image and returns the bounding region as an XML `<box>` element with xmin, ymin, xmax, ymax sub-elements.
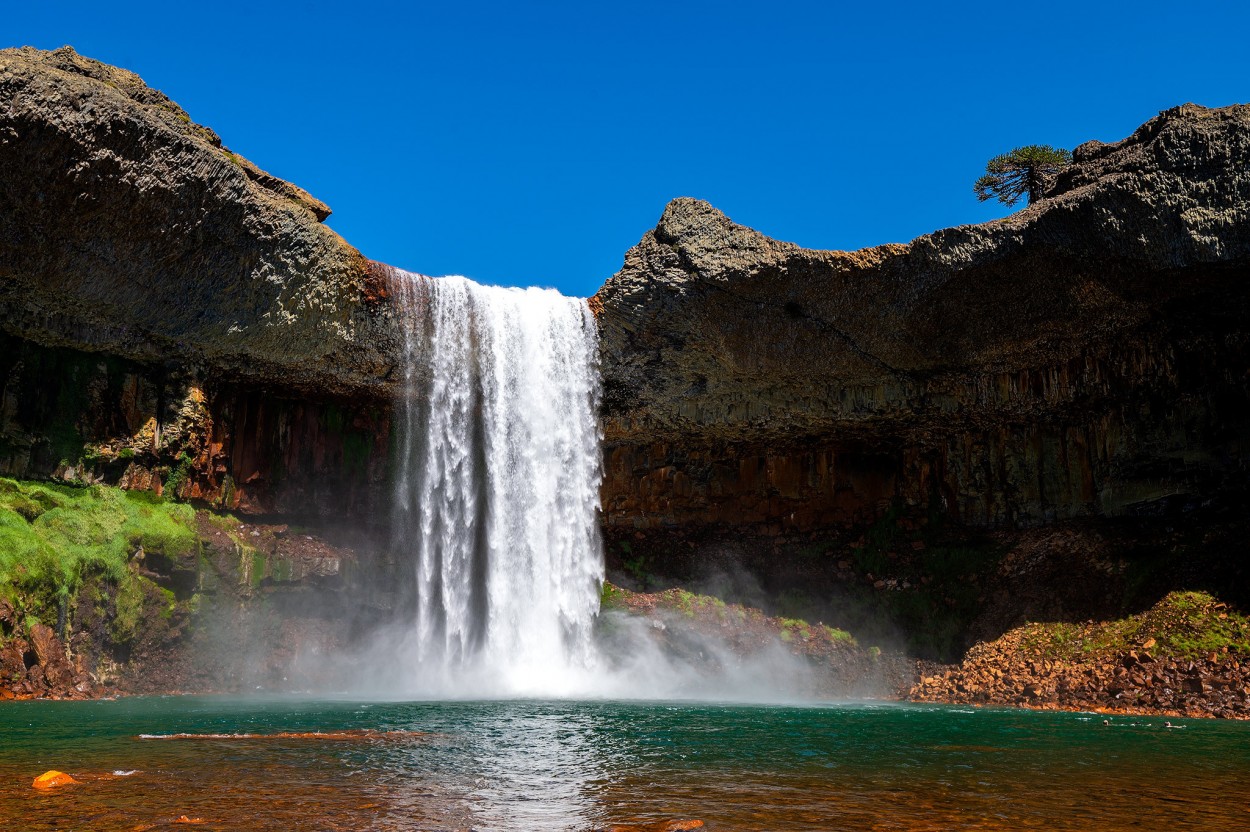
<box><xmin>910</xmin><ymin>592</ymin><xmax>1250</xmax><ymax>718</ymax></box>
<box><xmin>28</xmin><ymin>623</ymin><xmax>75</xmax><ymax>691</ymax></box>
<box><xmin>32</xmin><ymin>771</ymin><xmax>77</xmax><ymax>789</ymax></box>
<box><xmin>0</xmin><ymin>639</ymin><xmax>26</xmax><ymax>681</ymax></box>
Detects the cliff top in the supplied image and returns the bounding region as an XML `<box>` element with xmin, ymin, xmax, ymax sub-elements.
<box><xmin>2</xmin><ymin>45</ymin><xmax>332</xmax><ymax>221</ymax></box>
<box><xmin>621</xmin><ymin>101</ymin><xmax>1250</xmax><ymax>287</ymax></box>
<box><xmin>0</xmin><ymin>46</ymin><xmax>400</xmax><ymax>398</ymax></box>
<box><xmin>2</xmin><ymin>46</ymin><xmax>1247</xmax><ymax>417</ymax></box>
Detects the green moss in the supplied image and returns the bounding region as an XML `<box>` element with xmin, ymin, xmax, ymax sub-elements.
<box><xmin>780</xmin><ymin>617</ymin><xmax>811</xmax><ymax>638</ymax></box>
<box><xmin>109</xmin><ymin>573</ymin><xmax>146</xmax><ymax>643</ymax></box>
<box><xmin>5</xmin><ymin>493</ymin><xmax>45</xmax><ymax>522</ymax></box>
<box><xmin>671</xmin><ymin>589</ymin><xmax>698</xmax><ymax>618</ymax></box>
<box><xmin>0</xmin><ymin>479</ymin><xmax>198</xmax><ymax>624</ymax></box>
<box><xmin>600</xmin><ymin>581</ymin><xmax>626</xmax><ymax>610</ymax></box>
<box><xmin>158</xmin><ymin>586</ymin><xmax>177</xmax><ymax>620</ymax></box>
<box><xmin>602</xmin><ymin>581</ymin><xmax>863</xmax><ymax>651</ymax></box>
<box><xmin>163</xmin><ymin>452</ymin><xmax>194</xmax><ymax>499</ymax></box>
<box><xmin>822</xmin><ymin>624</ymin><xmax>856</xmax><ymax>645</ymax></box>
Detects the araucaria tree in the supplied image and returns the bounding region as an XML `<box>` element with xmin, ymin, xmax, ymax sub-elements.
<box><xmin>974</xmin><ymin>145</ymin><xmax>1072</xmax><ymax>207</ymax></box>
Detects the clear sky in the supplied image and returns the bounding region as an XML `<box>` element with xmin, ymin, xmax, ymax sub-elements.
<box><xmin>5</xmin><ymin>1</ymin><xmax>1247</xmax><ymax>297</ymax></box>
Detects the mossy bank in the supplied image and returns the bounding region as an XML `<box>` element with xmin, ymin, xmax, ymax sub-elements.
<box><xmin>0</xmin><ymin>478</ymin><xmax>362</xmax><ymax>699</ymax></box>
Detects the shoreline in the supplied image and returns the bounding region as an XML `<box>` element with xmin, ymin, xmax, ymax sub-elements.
<box><xmin>5</xmin><ymin>683</ymin><xmax>1249</xmax><ymax>722</ymax></box>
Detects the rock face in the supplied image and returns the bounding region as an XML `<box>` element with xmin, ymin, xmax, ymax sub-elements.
<box><xmin>6</xmin><ymin>46</ymin><xmax>1245</xmax><ymax>532</ymax></box>
<box><xmin>0</xmin><ymin>46</ymin><xmax>407</xmax><ymax>399</ymax></box>
<box><xmin>0</xmin><ymin>333</ymin><xmax>395</xmax><ymax>518</ymax></box>
<box><xmin>0</xmin><ymin>47</ymin><xmax>427</xmax><ymax>513</ymax></box>
<box><xmin>3</xmin><ymin>48</ymin><xmax>1250</xmax><ymax>700</ymax></box>
<box><xmin>0</xmin><ymin>599</ymin><xmax>92</xmax><ymax>699</ymax></box>
<box><xmin>594</xmin><ymin>104</ymin><xmax>1250</xmax><ymax>529</ymax></box>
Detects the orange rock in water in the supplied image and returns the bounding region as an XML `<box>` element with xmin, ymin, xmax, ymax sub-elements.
<box><xmin>32</xmin><ymin>770</ymin><xmax>78</xmax><ymax>789</ymax></box>
<box><xmin>663</xmin><ymin>822</ymin><xmax>705</xmax><ymax>832</ymax></box>
<box><xmin>173</xmin><ymin>816</ymin><xmax>207</xmax><ymax>824</ymax></box>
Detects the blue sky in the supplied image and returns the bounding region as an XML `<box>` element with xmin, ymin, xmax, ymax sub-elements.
<box><xmin>5</xmin><ymin>1</ymin><xmax>1247</xmax><ymax>297</ymax></box>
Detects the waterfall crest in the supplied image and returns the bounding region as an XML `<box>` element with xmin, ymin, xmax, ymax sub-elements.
<box><xmin>390</xmin><ymin>271</ymin><xmax>604</xmax><ymax>695</ymax></box>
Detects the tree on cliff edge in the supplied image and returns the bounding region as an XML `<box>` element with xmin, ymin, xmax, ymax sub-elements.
<box><xmin>974</xmin><ymin>145</ymin><xmax>1072</xmax><ymax>206</ymax></box>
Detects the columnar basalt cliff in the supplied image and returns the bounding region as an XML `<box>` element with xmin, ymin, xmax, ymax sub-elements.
<box><xmin>2</xmin><ymin>46</ymin><xmax>1249</xmax><ymax>700</ymax></box>
<box><xmin>592</xmin><ymin>105</ymin><xmax>1250</xmax><ymax>530</ymax></box>
<box><xmin>0</xmin><ymin>46</ymin><xmax>418</xmax><ymax>516</ymax></box>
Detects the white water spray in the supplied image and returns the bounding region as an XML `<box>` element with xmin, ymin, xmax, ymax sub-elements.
<box><xmin>390</xmin><ymin>271</ymin><xmax>604</xmax><ymax>695</ymax></box>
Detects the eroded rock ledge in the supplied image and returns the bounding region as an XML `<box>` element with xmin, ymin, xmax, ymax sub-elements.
<box><xmin>0</xmin><ymin>46</ymin><xmax>407</xmax><ymax>401</ymax></box>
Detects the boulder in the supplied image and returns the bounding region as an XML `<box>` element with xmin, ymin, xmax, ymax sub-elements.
<box><xmin>32</xmin><ymin>770</ymin><xmax>77</xmax><ymax>789</ymax></box>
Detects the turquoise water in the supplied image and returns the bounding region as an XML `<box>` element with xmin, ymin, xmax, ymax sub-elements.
<box><xmin>2</xmin><ymin>697</ymin><xmax>1248</xmax><ymax>830</ymax></box>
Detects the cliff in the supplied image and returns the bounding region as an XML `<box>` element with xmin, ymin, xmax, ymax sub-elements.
<box><xmin>594</xmin><ymin>105</ymin><xmax>1250</xmax><ymax>529</ymax></box>
<box><xmin>0</xmin><ymin>45</ymin><xmax>406</xmax><ymax>400</ymax></box>
<box><xmin>2</xmin><ymin>47</ymin><xmax>1250</xmax><ymax>685</ymax></box>
<box><xmin>0</xmin><ymin>47</ymin><xmax>422</xmax><ymax>514</ymax></box>
<box><xmin>5</xmin><ymin>47</ymin><xmax>1247</xmax><ymax>530</ymax></box>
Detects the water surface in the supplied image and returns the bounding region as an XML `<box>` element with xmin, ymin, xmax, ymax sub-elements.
<box><xmin>2</xmin><ymin>697</ymin><xmax>1247</xmax><ymax>830</ymax></box>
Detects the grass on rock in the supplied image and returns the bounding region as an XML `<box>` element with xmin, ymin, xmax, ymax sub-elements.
<box><xmin>601</xmin><ymin>580</ymin><xmax>859</xmax><ymax>650</ymax></box>
<box><xmin>1018</xmin><ymin>590</ymin><xmax>1250</xmax><ymax>661</ymax></box>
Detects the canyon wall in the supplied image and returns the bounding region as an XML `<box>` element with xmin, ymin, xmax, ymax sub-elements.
<box><xmin>0</xmin><ymin>46</ymin><xmax>410</xmax><ymax>401</ymax></box>
<box><xmin>6</xmin><ymin>46</ymin><xmax>1247</xmax><ymax>537</ymax></box>
<box><xmin>0</xmin><ymin>46</ymin><xmax>409</xmax><ymax>518</ymax></box>
<box><xmin>593</xmin><ymin>105</ymin><xmax>1250</xmax><ymax>532</ymax></box>
<box><xmin>3</xmin><ymin>47</ymin><xmax>1249</xmax><ymax>673</ymax></box>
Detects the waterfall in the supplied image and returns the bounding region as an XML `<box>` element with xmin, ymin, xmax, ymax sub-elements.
<box><xmin>389</xmin><ymin>271</ymin><xmax>604</xmax><ymax>695</ymax></box>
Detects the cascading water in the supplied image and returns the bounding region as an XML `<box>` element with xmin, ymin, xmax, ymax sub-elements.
<box><xmin>389</xmin><ymin>270</ymin><xmax>605</xmax><ymax>696</ymax></box>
